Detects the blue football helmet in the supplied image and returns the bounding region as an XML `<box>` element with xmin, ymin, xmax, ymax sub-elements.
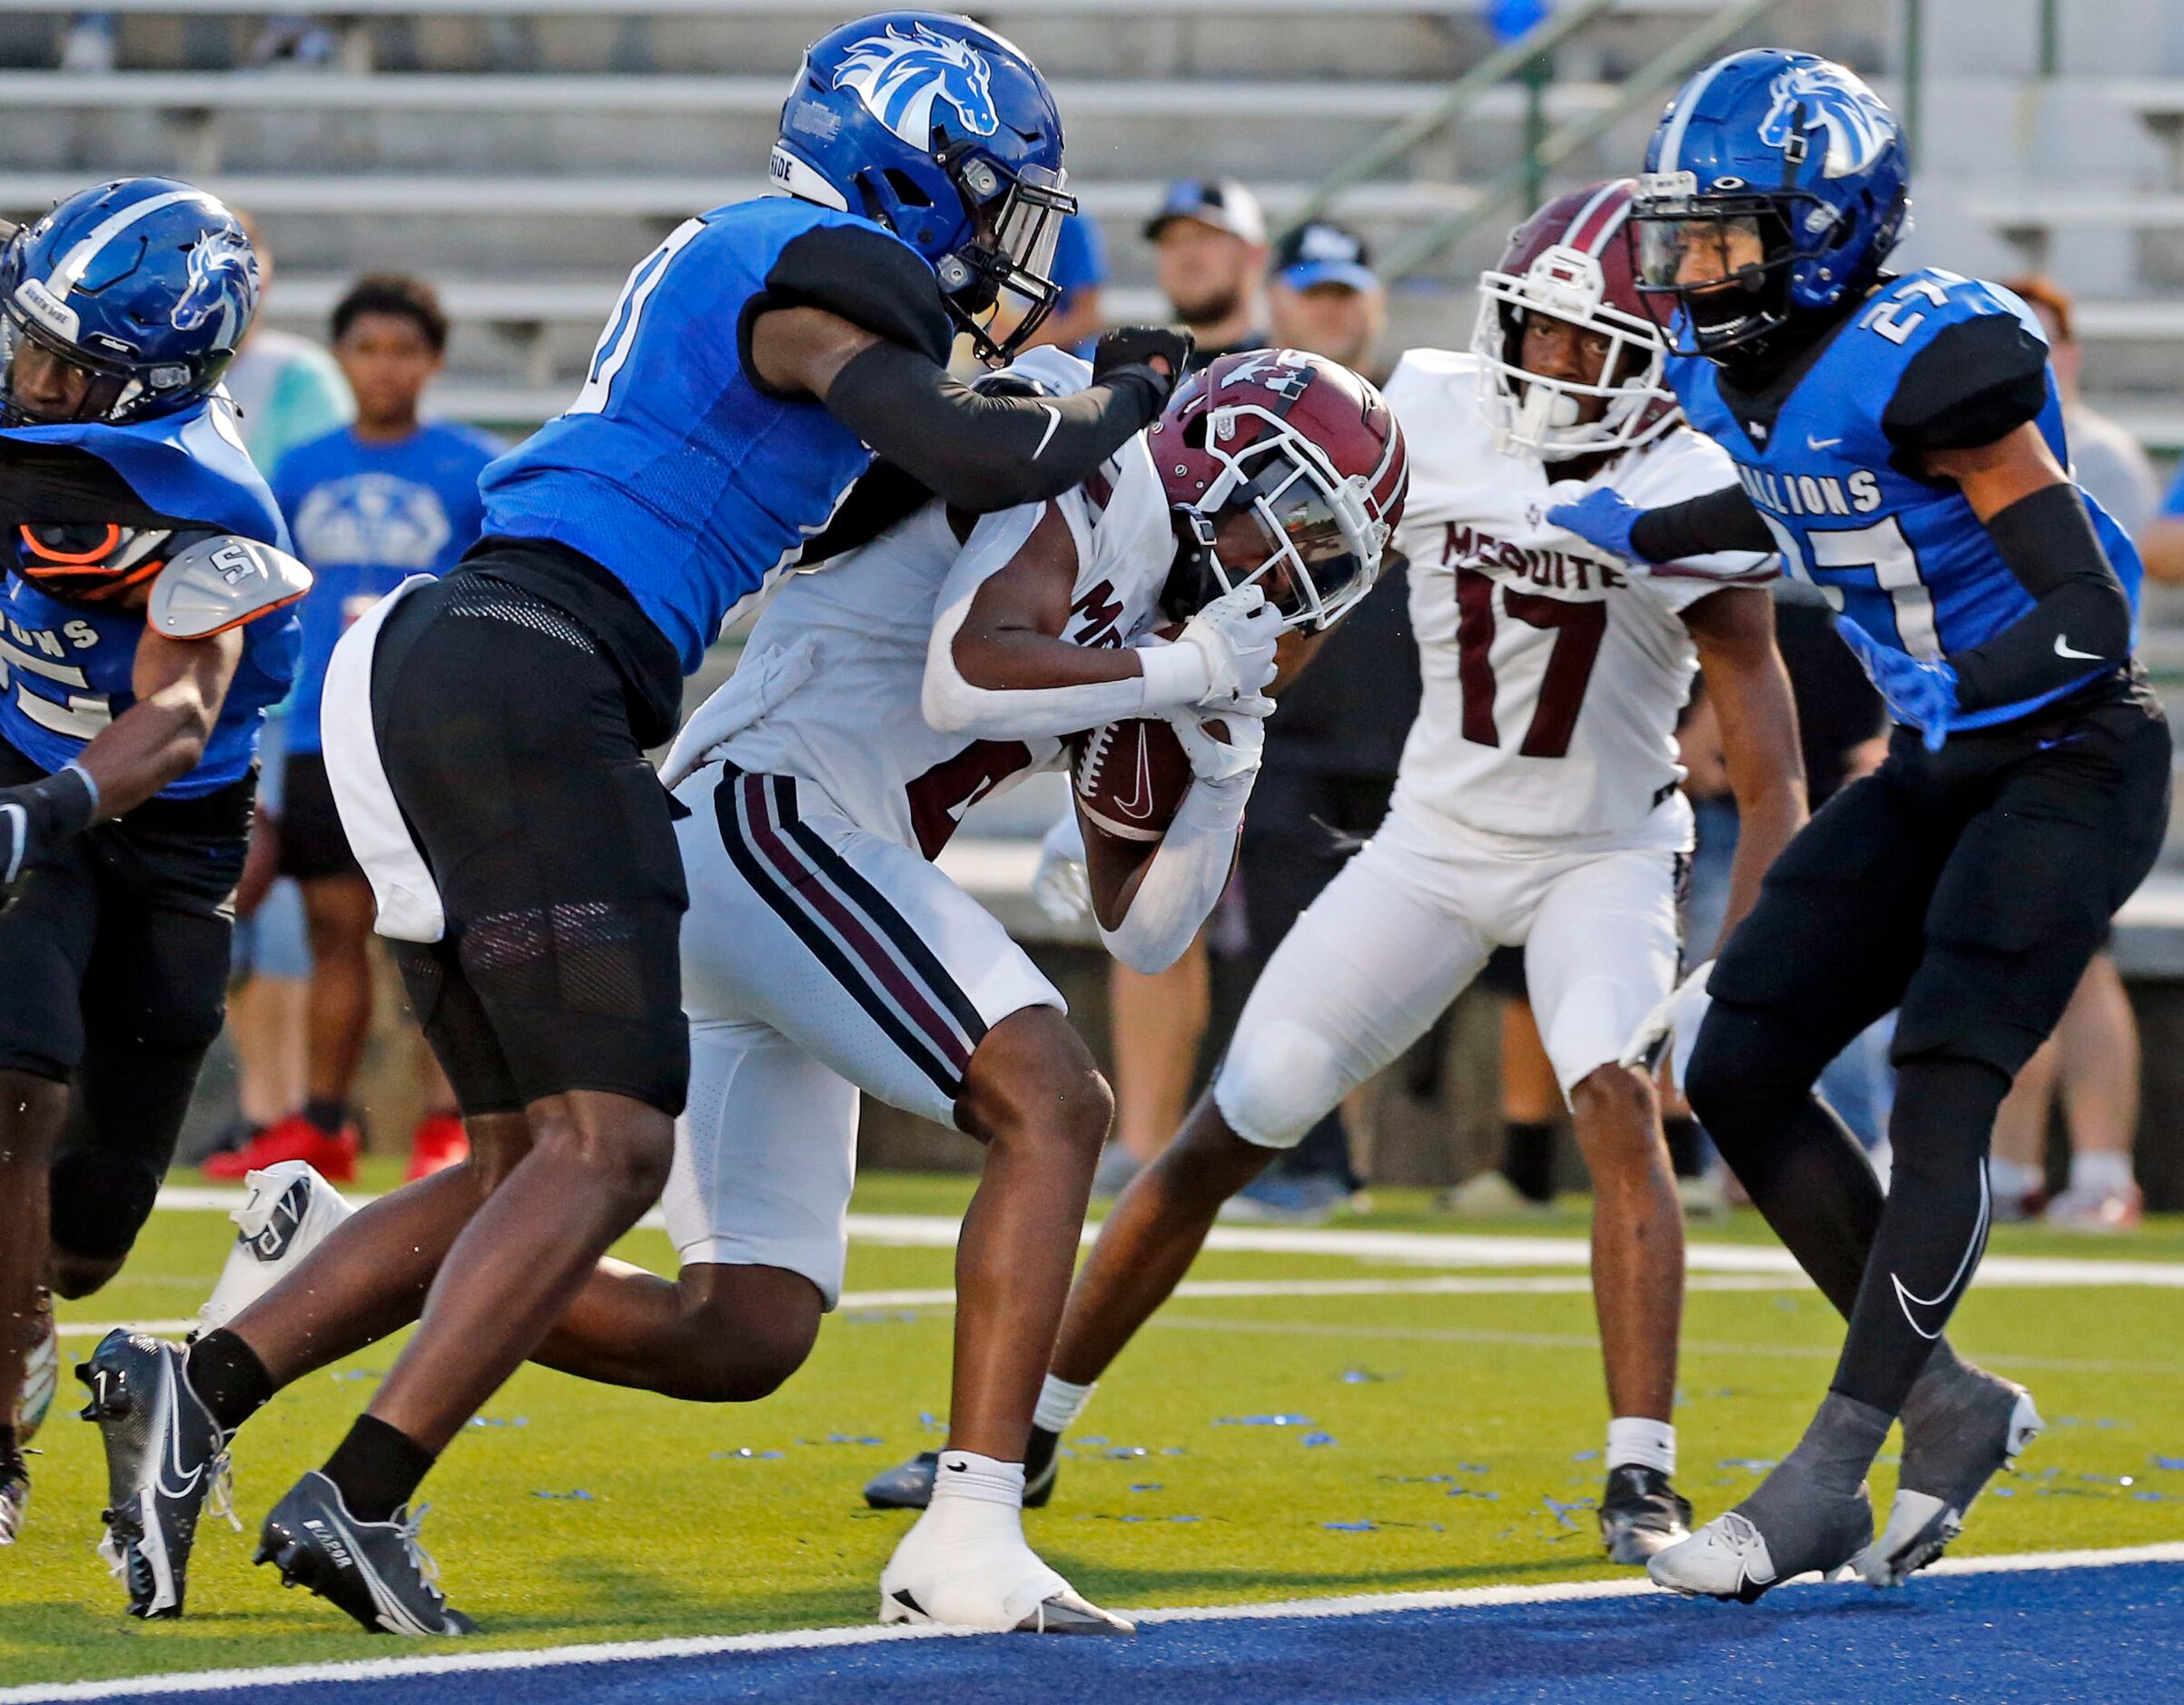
<box><xmin>772</xmin><ymin>11</ymin><xmax>1072</xmax><ymax>360</ymax></box>
<box><xmin>1628</xmin><ymin>49</ymin><xmax>1910</xmax><ymax>359</ymax></box>
<box><xmin>0</xmin><ymin>177</ymin><xmax>259</xmax><ymax>428</ymax></box>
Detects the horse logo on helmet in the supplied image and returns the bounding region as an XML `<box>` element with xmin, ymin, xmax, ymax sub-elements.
<box><xmin>169</xmin><ymin>224</ymin><xmax>258</xmax><ymax>344</ymax></box>
<box><xmin>833</xmin><ymin>23</ymin><xmax>999</xmax><ymax>146</ymax></box>
<box><xmin>1758</xmin><ymin>63</ymin><xmax>1892</xmax><ymax>180</ymax></box>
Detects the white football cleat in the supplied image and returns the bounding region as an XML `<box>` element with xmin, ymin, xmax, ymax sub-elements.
<box><xmin>198</xmin><ymin>1161</ymin><xmax>355</xmax><ymax>1334</ymax></box>
<box><xmin>1648</xmin><ymin>1510</ymin><xmax>1782</xmax><ymax>1602</ymax></box>
<box><xmin>879</xmin><ymin>1498</ymin><xmax>1132</xmax><ymax>1635</ymax></box>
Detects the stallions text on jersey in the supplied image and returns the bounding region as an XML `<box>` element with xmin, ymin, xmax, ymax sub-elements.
<box><xmin>716</xmin><ymin>349</ymin><xmax>1172</xmax><ymax>857</ymax></box>
<box><xmin>1671</xmin><ymin>268</ymin><xmax>2143</xmax><ymax>733</ymax></box>
<box><xmin>1383</xmin><ymin>348</ymin><xmax>1773</xmax><ymax>844</ymax></box>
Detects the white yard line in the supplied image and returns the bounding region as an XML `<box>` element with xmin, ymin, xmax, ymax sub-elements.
<box><xmin>148</xmin><ymin>1190</ymin><xmax>2184</xmax><ymax>1287</ymax></box>
<box><xmin>4</xmin><ymin>1542</ymin><xmax>2179</xmax><ymax>1702</ymax></box>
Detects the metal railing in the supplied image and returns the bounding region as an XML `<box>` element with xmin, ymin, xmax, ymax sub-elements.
<box><xmin>1354</xmin><ymin>0</ymin><xmax>1782</xmax><ymax>281</ymax></box>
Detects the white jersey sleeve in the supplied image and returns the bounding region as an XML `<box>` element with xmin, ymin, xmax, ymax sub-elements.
<box><xmin>707</xmin><ymin>360</ymin><xmax>1175</xmax><ymax>860</ymax></box>
<box><xmin>1382</xmin><ymin>349</ymin><xmax>1771</xmax><ymax>846</ymax></box>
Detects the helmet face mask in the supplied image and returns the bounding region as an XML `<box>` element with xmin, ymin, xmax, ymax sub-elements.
<box><xmin>1152</xmin><ymin>351</ymin><xmax>1406</xmax><ymax>636</ymax></box>
<box><xmin>1636</xmin><ymin>52</ymin><xmax>1911</xmax><ymax>364</ymax></box>
<box><xmin>939</xmin><ymin>153</ymin><xmax>1073</xmax><ymax>361</ymax></box>
<box><xmin>1473</xmin><ymin>181</ymin><xmax>1677</xmax><ymax>460</ymax></box>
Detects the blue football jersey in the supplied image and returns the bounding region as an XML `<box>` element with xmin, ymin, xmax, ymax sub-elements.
<box><xmin>273</xmin><ymin>420</ymin><xmax>499</xmax><ymax>754</ymax></box>
<box><xmin>0</xmin><ymin>395</ymin><xmax>300</xmax><ymax>796</ymax></box>
<box><xmin>1671</xmin><ymin>268</ymin><xmax>2141</xmax><ymax>732</ymax></box>
<box><xmin>480</xmin><ymin>197</ymin><xmax>924</xmax><ymax>675</ymax></box>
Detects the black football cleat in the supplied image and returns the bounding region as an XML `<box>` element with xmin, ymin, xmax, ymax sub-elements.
<box><xmin>1599</xmin><ymin>1464</ymin><xmax>1693</xmax><ymax>1564</ymax></box>
<box><xmin>77</xmin><ymin>1330</ymin><xmax>234</xmax><ymax>1617</ymax></box>
<box><xmin>256</xmin><ymin>1471</ymin><xmax>475</xmax><ymax>1637</ymax></box>
<box><xmin>864</xmin><ymin>1425</ymin><xmax>1060</xmax><ymax>1512</ymax></box>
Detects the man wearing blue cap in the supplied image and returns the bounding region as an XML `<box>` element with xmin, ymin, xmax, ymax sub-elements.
<box><xmin>1269</xmin><ymin>219</ymin><xmax>1388</xmax><ymax>385</ymax></box>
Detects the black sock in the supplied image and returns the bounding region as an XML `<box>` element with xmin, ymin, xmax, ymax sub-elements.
<box><xmin>322</xmin><ymin>1414</ymin><xmax>436</xmax><ymax>1523</ymax></box>
<box><xmin>1501</xmin><ymin>1120</ymin><xmax>1555</xmax><ymax>1203</ymax></box>
<box><xmin>1662</xmin><ymin>1115</ymin><xmax>1705</xmax><ymax>1178</ymax></box>
<box><xmin>303</xmin><ymin>1097</ymin><xmax>349</xmax><ymax>1137</ymax></box>
<box><xmin>186</xmin><ymin>1329</ymin><xmax>274</xmax><ymax>1435</ymax></box>
<box><xmin>1834</xmin><ymin>1056</ymin><xmax>2011</xmax><ymax>1414</ymax></box>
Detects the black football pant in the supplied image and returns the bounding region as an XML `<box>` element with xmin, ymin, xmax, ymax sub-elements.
<box><xmin>1685</xmin><ymin>681</ymin><xmax>2169</xmax><ymax>1416</ymax></box>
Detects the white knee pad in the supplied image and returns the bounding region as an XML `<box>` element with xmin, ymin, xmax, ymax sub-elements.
<box><xmin>1212</xmin><ymin>1018</ymin><xmax>1351</xmax><ymax>1150</ymax></box>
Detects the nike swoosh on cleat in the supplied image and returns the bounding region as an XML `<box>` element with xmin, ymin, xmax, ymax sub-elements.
<box><xmin>2053</xmin><ymin>634</ymin><xmax>2101</xmax><ymax>661</ymax></box>
<box><xmin>153</xmin><ymin>1373</ymin><xmax>202</xmax><ymax>1503</ymax></box>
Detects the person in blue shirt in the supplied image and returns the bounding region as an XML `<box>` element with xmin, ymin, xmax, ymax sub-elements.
<box><xmin>1551</xmin><ymin>52</ymin><xmax>2169</xmax><ymax>1604</ymax></box>
<box><xmin>0</xmin><ymin>179</ymin><xmax>310</xmax><ymax>1553</ymax></box>
<box><xmin>114</xmin><ymin>11</ymin><xmax>1191</xmax><ymax>1637</ymax></box>
<box><xmin>207</xmin><ymin>275</ymin><xmax>496</xmax><ymax>1188</ymax></box>
<box><xmin>1025</xmin><ymin>210</ymin><xmax>1106</xmax><ymax>353</ymax></box>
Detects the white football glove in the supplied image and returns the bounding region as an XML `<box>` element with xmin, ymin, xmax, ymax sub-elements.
<box><xmin>1031</xmin><ymin>809</ymin><xmax>1090</xmax><ymax>926</ymax></box>
<box><xmin>660</xmin><ymin>634</ymin><xmax>819</xmax><ymax>788</ymax></box>
<box><xmin>1176</xmin><ymin>586</ymin><xmax>1283</xmax><ymax>709</ymax></box>
<box><xmin>1163</xmin><ymin>699</ymin><xmax>1267</xmax><ymax>787</ymax></box>
<box><xmin>1620</xmin><ymin>959</ymin><xmax>1715</xmax><ymax>1092</ymax></box>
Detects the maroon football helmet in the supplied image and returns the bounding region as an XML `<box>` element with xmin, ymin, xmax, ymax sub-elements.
<box><xmin>1471</xmin><ymin>178</ymin><xmax>1678</xmax><ymax>459</ymax></box>
<box><xmin>1148</xmin><ymin>349</ymin><xmax>1407</xmax><ymax>633</ymax></box>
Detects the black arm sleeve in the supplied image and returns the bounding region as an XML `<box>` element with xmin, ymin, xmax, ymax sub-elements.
<box><xmin>821</xmin><ymin>339</ymin><xmax>1165</xmax><ymax>513</ymax></box>
<box><xmin>1950</xmin><ymin>482</ymin><xmax>2132</xmax><ymax>712</ymax></box>
<box><xmin>1882</xmin><ymin>313</ymin><xmax>2051</xmax><ymax>456</ymax></box>
<box><xmin>1628</xmin><ymin>483</ymin><xmax>1776</xmax><ymax>562</ymax></box>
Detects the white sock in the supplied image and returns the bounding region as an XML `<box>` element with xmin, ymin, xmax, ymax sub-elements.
<box><xmin>2068</xmin><ymin>1149</ymin><xmax>2134</xmax><ymax>1197</ymax></box>
<box><xmin>1032</xmin><ymin>1375</ymin><xmax>1094</xmax><ymax>1435</ymax></box>
<box><xmin>929</xmin><ymin>1449</ymin><xmax>1025</xmax><ymax>1512</ymax></box>
<box><xmin>1606</xmin><ymin>1416</ymin><xmax>1676</xmax><ymax>1475</ymax></box>
<box><xmin>1987</xmin><ymin>1157</ymin><xmax>2042</xmax><ymax>1201</ymax></box>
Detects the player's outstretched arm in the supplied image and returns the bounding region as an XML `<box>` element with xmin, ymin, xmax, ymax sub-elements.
<box><xmin>1682</xmin><ymin>586</ymin><xmax>1808</xmax><ymax>941</ymax></box>
<box><xmin>1551</xmin><ymin>484</ymin><xmax>1776</xmax><ymax>567</ymax></box>
<box><xmin>748</xmin><ymin>305</ymin><xmax>1183</xmax><ymax>514</ymax></box>
<box><xmin>87</xmin><ymin>625</ymin><xmax>247</xmax><ymax>815</ymax></box>
<box><xmin>1921</xmin><ymin>422</ymin><xmax>2132</xmax><ymax>709</ymax></box>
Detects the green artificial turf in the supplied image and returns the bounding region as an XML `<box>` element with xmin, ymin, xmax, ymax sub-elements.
<box><xmin>3</xmin><ymin>1170</ymin><xmax>2179</xmax><ymax>1689</ymax></box>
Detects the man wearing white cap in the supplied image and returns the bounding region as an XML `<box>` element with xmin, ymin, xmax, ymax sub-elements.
<box><xmin>1146</xmin><ymin>179</ymin><xmax>1270</xmax><ymax>370</ymax></box>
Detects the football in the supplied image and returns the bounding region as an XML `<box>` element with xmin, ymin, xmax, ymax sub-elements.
<box><xmin>1069</xmin><ymin>715</ymin><xmax>1195</xmax><ymax>844</ymax></box>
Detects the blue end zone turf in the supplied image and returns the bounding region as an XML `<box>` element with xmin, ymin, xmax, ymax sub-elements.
<box><xmin>89</xmin><ymin>1557</ymin><xmax>2182</xmax><ymax>1705</ymax></box>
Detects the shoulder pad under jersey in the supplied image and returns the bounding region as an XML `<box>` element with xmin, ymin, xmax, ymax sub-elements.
<box><xmin>148</xmin><ymin>534</ymin><xmax>311</xmax><ymax>639</ymax></box>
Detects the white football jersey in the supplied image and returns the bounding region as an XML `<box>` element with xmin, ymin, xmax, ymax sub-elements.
<box><xmin>713</xmin><ymin>350</ymin><xmax>1174</xmax><ymax>857</ymax></box>
<box><xmin>1383</xmin><ymin>348</ymin><xmax>1774</xmax><ymax>845</ymax></box>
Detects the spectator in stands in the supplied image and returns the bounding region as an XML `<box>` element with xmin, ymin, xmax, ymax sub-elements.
<box><xmin>203</xmin><ymin>212</ymin><xmax>357</xmax><ymax>1164</ymax></box>
<box><xmin>1025</xmin><ymin>212</ymin><xmax>1108</xmax><ymax>355</ymax></box>
<box><xmin>206</xmin><ymin>276</ymin><xmax>499</xmax><ymax>1185</ymax></box>
<box><xmin>1986</xmin><ymin>276</ymin><xmax>2153</xmax><ymax>1228</ymax></box>
<box><xmin>59</xmin><ymin>11</ymin><xmax>114</xmax><ymax>72</ymax></box>
<box><xmin>1146</xmin><ymin>179</ymin><xmax>1270</xmax><ymax>370</ymax></box>
<box><xmin>1267</xmin><ymin>220</ymin><xmax>1388</xmax><ymax>384</ymax></box>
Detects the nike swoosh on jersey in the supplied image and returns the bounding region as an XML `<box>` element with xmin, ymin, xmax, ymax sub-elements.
<box><xmin>2053</xmin><ymin>634</ymin><xmax>2102</xmax><ymax>661</ymax></box>
<box><xmin>1807</xmin><ymin>435</ymin><xmax>1843</xmax><ymax>450</ymax></box>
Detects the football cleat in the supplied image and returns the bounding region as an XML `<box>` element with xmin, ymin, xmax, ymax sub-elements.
<box><xmin>0</xmin><ymin>1444</ymin><xmax>25</xmax><ymax>1546</ymax></box>
<box><xmin>878</xmin><ymin>1496</ymin><xmax>1131</xmax><ymax>1635</ymax></box>
<box><xmin>865</xmin><ymin>1426</ymin><xmax>1060</xmax><ymax>1513</ymax></box>
<box><xmin>1856</xmin><ymin>1368</ymin><xmax>2040</xmax><ymax>1589</ymax></box>
<box><xmin>203</xmin><ymin>1114</ymin><xmax>358</xmax><ymax>1184</ymax></box>
<box><xmin>404</xmin><ymin>1114</ymin><xmax>469</xmax><ymax>1182</ymax></box>
<box><xmin>15</xmin><ymin>1286</ymin><xmax>56</xmax><ymax>1444</ymax></box>
<box><xmin>198</xmin><ymin>1160</ymin><xmax>356</xmax><ymax>1334</ymax></box>
<box><xmin>1647</xmin><ymin>1491</ymin><xmax>1869</xmax><ymax>1604</ymax></box>
<box><xmin>256</xmin><ymin>1471</ymin><xmax>474</xmax><ymax>1637</ymax></box>
<box><xmin>1599</xmin><ymin>1464</ymin><xmax>1693</xmax><ymax>1564</ymax></box>
<box><xmin>77</xmin><ymin>1331</ymin><xmax>235</xmax><ymax>1617</ymax></box>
